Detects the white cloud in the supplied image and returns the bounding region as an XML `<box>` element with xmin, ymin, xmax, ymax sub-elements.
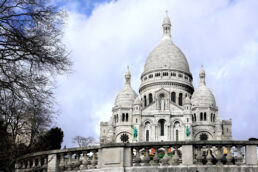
<box><xmin>55</xmin><ymin>0</ymin><xmax>258</xmax><ymax>147</ymax></box>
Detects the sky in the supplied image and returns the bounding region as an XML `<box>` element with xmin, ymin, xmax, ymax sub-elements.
<box><xmin>53</xmin><ymin>0</ymin><xmax>258</xmax><ymax>147</ymax></box>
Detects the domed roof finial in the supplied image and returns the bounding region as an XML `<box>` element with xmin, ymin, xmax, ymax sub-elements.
<box><xmin>115</xmin><ymin>66</ymin><xmax>137</xmax><ymax>107</ymax></box>
<box><xmin>162</xmin><ymin>10</ymin><xmax>171</xmax><ymax>40</ymax></box>
<box><xmin>125</xmin><ymin>65</ymin><xmax>131</xmax><ymax>84</ymax></box>
<box><xmin>199</xmin><ymin>65</ymin><xmax>206</xmax><ymax>86</ymax></box>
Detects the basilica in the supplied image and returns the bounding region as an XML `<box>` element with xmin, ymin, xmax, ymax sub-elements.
<box><xmin>100</xmin><ymin>13</ymin><xmax>232</xmax><ymax>144</ymax></box>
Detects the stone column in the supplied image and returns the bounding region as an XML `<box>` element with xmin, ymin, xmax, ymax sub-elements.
<box><xmin>101</xmin><ymin>147</ymin><xmax>131</xmax><ymax>169</ymax></box>
<box><xmin>47</xmin><ymin>154</ymin><xmax>58</xmax><ymax>172</ymax></box>
<box><xmin>246</xmin><ymin>145</ymin><xmax>257</xmax><ymax>165</ymax></box>
<box><xmin>182</xmin><ymin>145</ymin><xmax>193</xmax><ymax>165</ymax></box>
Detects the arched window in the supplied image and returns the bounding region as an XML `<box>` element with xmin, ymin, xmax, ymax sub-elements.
<box><xmin>144</xmin><ymin>95</ymin><xmax>147</xmax><ymax>107</ymax></box>
<box><xmin>178</xmin><ymin>93</ymin><xmax>183</xmax><ymax>106</ymax></box>
<box><xmin>114</xmin><ymin>115</ymin><xmax>116</xmax><ymax>123</ymax></box>
<box><xmin>176</xmin><ymin>130</ymin><xmax>179</xmax><ymax>141</ymax></box>
<box><xmin>149</xmin><ymin>93</ymin><xmax>153</xmax><ymax>104</ymax></box>
<box><xmin>159</xmin><ymin>93</ymin><xmax>165</xmax><ymax>110</ymax></box>
<box><xmin>204</xmin><ymin>112</ymin><xmax>207</xmax><ymax>121</ymax></box>
<box><xmin>200</xmin><ymin>112</ymin><xmax>203</xmax><ymax>121</ymax></box>
<box><xmin>146</xmin><ymin>130</ymin><xmax>149</xmax><ymax>142</ymax></box>
<box><xmin>159</xmin><ymin>119</ymin><xmax>165</xmax><ymax>136</ymax></box>
<box><xmin>171</xmin><ymin>92</ymin><xmax>176</xmax><ymax>103</ymax></box>
<box><xmin>213</xmin><ymin>114</ymin><xmax>215</xmax><ymax>122</ymax></box>
<box><xmin>211</xmin><ymin>113</ymin><xmax>213</xmax><ymax>122</ymax></box>
<box><xmin>122</xmin><ymin>113</ymin><xmax>125</xmax><ymax>122</ymax></box>
<box><xmin>126</xmin><ymin>113</ymin><xmax>128</xmax><ymax>122</ymax></box>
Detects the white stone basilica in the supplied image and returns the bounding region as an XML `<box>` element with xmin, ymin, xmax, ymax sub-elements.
<box><xmin>100</xmin><ymin>13</ymin><xmax>232</xmax><ymax>144</ymax></box>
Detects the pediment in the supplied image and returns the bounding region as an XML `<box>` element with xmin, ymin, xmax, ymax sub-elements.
<box><xmin>155</xmin><ymin>88</ymin><xmax>170</xmax><ymax>99</ymax></box>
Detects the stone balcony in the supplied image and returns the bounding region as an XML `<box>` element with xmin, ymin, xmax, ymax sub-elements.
<box><xmin>15</xmin><ymin>140</ymin><xmax>258</xmax><ymax>172</ymax></box>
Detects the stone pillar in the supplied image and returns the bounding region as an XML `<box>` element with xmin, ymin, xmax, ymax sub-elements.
<box><xmin>125</xmin><ymin>147</ymin><xmax>133</xmax><ymax>167</ymax></box>
<box><xmin>182</xmin><ymin>145</ymin><xmax>193</xmax><ymax>165</ymax></box>
<box><xmin>47</xmin><ymin>154</ymin><xmax>58</xmax><ymax>172</ymax></box>
<box><xmin>101</xmin><ymin>147</ymin><xmax>131</xmax><ymax>170</ymax></box>
<box><xmin>246</xmin><ymin>145</ymin><xmax>257</xmax><ymax>165</ymax></box>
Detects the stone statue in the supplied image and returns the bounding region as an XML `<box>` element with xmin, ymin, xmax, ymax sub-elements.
<box><xmin>161</xmin><ymin>98</ymin><xmax>165</xmax><ymax>111</ymax></box>
<box><xmin>133</xmin><ymin>126</ymin><xmax>138</xmax><ymax>139</ymax></box>
<box><xmin>186</xmin><ymin>126</ymin><xmax>190</xmax><ymax>138</ymax></box>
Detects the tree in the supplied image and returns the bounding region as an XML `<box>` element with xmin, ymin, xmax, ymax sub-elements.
<box><xmin>72</xmin><ymin>136</ymin><xmax>98</xmax><ymax>147</ymax></box>
<box><xmin>34</xmin><ymin>127</ymin><xmax>64</xmax><ymax>151</ymax></box>
<box><xmin>0</xmin><ymin>119</ymin><xmax>11</xmax><ymax>170</ymax></box>
<box><xmin>0</xmin><ymin>0</ymin><xmax>71</xmax><ymax>170</ymax></box>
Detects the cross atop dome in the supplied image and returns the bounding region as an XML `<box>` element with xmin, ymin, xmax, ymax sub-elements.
<box><xmin>125</xmin><ymin>65</ymin><xmax>131</xmax><ymax>85</ymax></box>
<box><xmin>199</xmin><ymin>65</ymin><xmax>206</xmax><ymax>86</ymax></box>
<box><xmin>162</xmin><ymin>10</ymin><xmax>171</xmax><ymax>40</ymax></box>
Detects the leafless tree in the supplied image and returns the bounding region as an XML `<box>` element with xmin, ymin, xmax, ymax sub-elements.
<box><xmin>72</xmin><ymin>136</ymin><xmax>98</xmax><ymax>147</ymax></box>
<box><xmin>0</xmin><ymin>0</ymin><xmax>71</xmax><ymax>170</ymax></box>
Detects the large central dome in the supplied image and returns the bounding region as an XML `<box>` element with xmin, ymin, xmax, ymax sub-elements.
<box><xmin>143</xmin><ymin>39</ymin><xmax>190</xmax><ymax>74</ymax></box>
<box><xmin>142</xmin><ymin>12</ymin><xmax>191</xmax><ymax>76</ymax></box>
<box><xmin>139</xmin><ymin>12</ymin><xmax>193</xmax><ymax>95</ymax></box>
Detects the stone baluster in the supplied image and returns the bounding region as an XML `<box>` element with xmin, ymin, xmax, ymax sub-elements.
<box><xmin>37</xmin><ymin>156</ymin><xmax>42</xmax><ymax>169</ymax></box>
<box><xmin>161</xmin><ymin>146</ymin><xmax>170</xmax><ymax>166</ymax></box>
<box><xmin>206</xmin><ymin>146</ymin><xmax>213</xmax><ymax>165</ymax></box>
<box><xmin>67</xmin><ymin>152</ymin><xmax>73</xmax><ymax>170</ymax></box>
<box><xmin>32</xmin><ymin>158</ymin><xmax>36</xmax><ymax>169</ymax></box>
<box><xmin>143</xmin><ymin>147</ymin><xmax>150</xmax><ymax>166</ymax></box>
<box><xmin>216</xmin><ymin>145</ymin><xmax>224</xmax><ymax>165</ymax></box>
<box><xmin>235</xmin><ymin>145</ymin><xmax>243</xmax><ymax>165</ymax></box>
<box><xmin>226</xmin><ymin>145</ymin><xmax>233</xmax><ymax>165</ymax></box>
<box><xmin>59</xmin><ymin>153</ymin><xmax>65</xmax><ymax>171</ymax></box>
<box><xmin>15</xmin><ymin>161</ymin><xmax>20</xmax><ymax>172</ymax></box>
<box><xmin>134</xmin><ymin>147</ymin><xmax>141</xmax><ymax>166</ymax></box>
<box><xmin>21</xmin><ymin>161</ymin><xmax>25</xmax><ymax>171</ymax></box>
<box><xmin>27</xmin><ymin>159</ymin><xmax>31</xmax><ymax>170</ymax></box>
<box><xmin>91</xmin><ymin>150</ymin><xmax>98</xmax><ymax>168</ymax></box>
<box><xmin>195</xmin><ymin>146</ymin><xmax>203</xmax><ymax>165</ymax></box>
<box><xmin>81</xmin><ymin>151</ymin><xmax>90</xmax><ymax>169</ymax></box>
<box><xmin>172</xmin><ymin>146</ymin><xmax>180</xmax><ymax>165</ymax></box>
<box><xmin>74</xmin><ymin>152</ymin><xmax>82</xmax><ymax>170</ymax></box>
<box><xmin>152</xmin><ymin>147</ymin><xmax>160</xmax><ymax>166</ymax></box>
<box><xmin>42</xmin><ymin>156</ymin><xmax>48</xmax><ymax>172</ymax></box>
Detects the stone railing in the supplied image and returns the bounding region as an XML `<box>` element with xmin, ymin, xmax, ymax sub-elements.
<box><xmin>15</xmin><ymin>140</ymin><xmax>258</xmax><ymax>172</ymax></box>
<box><xmin>15</xmin><ymin>146</ymin><xmax>99</xmax><ymax>172</ymax></box>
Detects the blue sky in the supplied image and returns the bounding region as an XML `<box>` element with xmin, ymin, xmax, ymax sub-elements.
<box><xmin>53</xmin><ymin>0</ymin><xmax>258</xmax><ymax>147</ymax></box>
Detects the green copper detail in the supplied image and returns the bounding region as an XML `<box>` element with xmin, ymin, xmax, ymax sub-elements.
<box><xmin>133</xmin><ymin>126</ymin><xmax>138</xmax><ymax>139</ymax></box>
<box><xmin>186</xmin><ymin>126</ymin><xmax>190</xmax><ymax>138</ymax></box>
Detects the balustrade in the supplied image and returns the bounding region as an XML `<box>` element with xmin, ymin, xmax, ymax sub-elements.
<box><xmin>15</xmin><ymin>155</ymin><xmax>47</xmax><ymax>172</ymax></box>
<box><xmin>193</xmin><ymin>143</ymin><xmax>247</xmax><ymax>165</ymax></box>
<box><xmin>15</xmin><ymin>141</ymin><xmax>258</xmax><ymax>172</ymax></box>
<box><xmin>132</xmin><ymin>144</ymin><xmax>182</xmax><ymax>166</ymax></box>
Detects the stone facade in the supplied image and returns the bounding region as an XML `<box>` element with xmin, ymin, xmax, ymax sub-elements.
<box><xmin>100</xmin><ymin>13</ymin><xmax>232</xmax><ymax>144</ymax></box>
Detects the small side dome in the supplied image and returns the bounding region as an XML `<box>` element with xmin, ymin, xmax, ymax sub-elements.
<box><xmin>191</xmin><ymin>67</ymin><xmax>216</xmax><ymax>107</ymax></box>
<box><xmin>114</xmin><ymin>67</ymin><xmax>137</xmax><ymax>107</ymax></box>
<box><xmin>133</xmin><ymin>97</ymin><xmax>142</xmax><ymax>105</ymax></box>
